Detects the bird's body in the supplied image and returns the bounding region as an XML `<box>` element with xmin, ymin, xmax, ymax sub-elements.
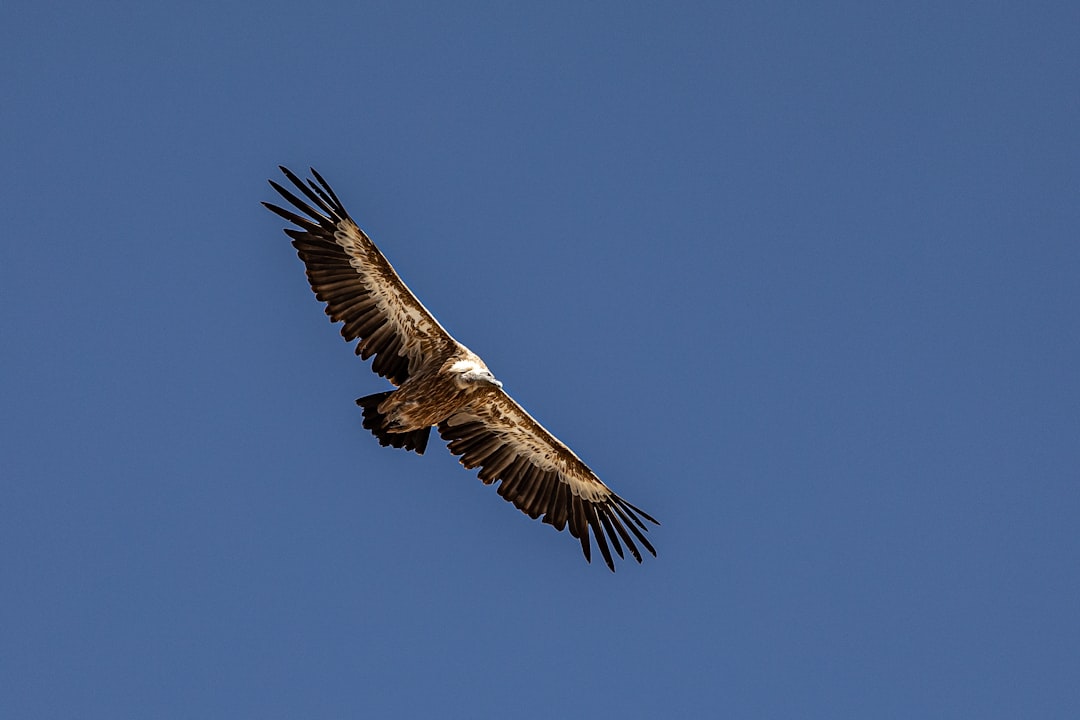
<box><xmin>264</xmin><ymin>167</ymin><xmax>658</xmax><ymax>570</ymax></box>
<box><xmin>368</xmin><ymin>355</ymin><xmax>496</xmax><ymax>435</ymax></box>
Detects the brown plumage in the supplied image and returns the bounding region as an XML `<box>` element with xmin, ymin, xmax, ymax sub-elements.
<box><xmin>264</xmin><ymin>166</ymin><xmax>658</xmax><ymax>570</ymax></box>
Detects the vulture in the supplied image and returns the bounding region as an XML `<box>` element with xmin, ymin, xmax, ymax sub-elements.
<box><xmin>264</xmin><ymin>167</ymin><xmax>658</xmax><ymax>570</ymax></box>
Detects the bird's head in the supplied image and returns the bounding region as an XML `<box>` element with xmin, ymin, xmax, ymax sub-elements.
<box><xmin>450</xmin><ymin>359</ymin><xmax>503</xmax><ymax>390</ymax></box>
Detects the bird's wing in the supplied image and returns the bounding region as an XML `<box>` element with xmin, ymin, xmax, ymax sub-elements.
<box><xmin>438</xmin><ymin>388</ymin><xmax>659</xmax><ymax>570</ymax></box>
<box><xmin>264</xmin><ymin>167</ymin><xmax>457</xmax><ymax>386</ymax></box>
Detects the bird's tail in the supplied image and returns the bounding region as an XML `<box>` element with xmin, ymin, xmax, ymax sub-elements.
<box><xmin>355</xmin><ymin>391</ymin><xmax>431</xmax><ymax>455</ymax></box>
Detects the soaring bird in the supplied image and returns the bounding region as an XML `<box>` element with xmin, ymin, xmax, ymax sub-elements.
<box><xmin>264</xmin><ymin>167</ymin><xmax>658</xmax><ymax>570</ymax></box>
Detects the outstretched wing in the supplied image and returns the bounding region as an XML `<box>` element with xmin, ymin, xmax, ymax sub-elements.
<box><xmin>438</xmin><ymin>389</ymin><xmax>659</xmax><ymax>571</ymax></box>
<box><xmin>263</xmin><ymin>167</ymin><xmax>457</xmax><ymax>386</ymax></box>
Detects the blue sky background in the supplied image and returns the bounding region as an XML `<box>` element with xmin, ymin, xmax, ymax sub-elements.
<box><xmin>3</xmin><ymin>2</ymin><xmax>1078</xmax><ymax>717</ymax></box>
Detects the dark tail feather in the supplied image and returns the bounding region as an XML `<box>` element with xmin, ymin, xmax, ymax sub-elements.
<box><xmin>356</xmin><ymin>391</ymin><xmax>431</xmax><ymax>455</ymax></box>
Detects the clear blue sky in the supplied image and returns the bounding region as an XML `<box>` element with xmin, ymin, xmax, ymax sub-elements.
<box><xmin>3</xmin><ymin>2</ymin><xmax>1078</xmax><ymax>717</ymax></box>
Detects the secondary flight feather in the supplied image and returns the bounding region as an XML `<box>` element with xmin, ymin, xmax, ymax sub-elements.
<box><xmin>263</xmin><ymin>167</ymin><xmax>658</xmax><ymax>570</ymax></box>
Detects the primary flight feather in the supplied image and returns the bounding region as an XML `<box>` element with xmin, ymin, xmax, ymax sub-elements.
<box><xmin>263</xmin><ymin>167</ymin><xmax>658</xmax><ymax>570</ymax></box>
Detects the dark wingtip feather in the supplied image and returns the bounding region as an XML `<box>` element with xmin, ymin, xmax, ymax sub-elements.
<box><xmin>280</xmin><ymin>167</ymin><xmax>338</xmax><ymax>218</ymax></box>
<box><xmin>309</xmin><ymin>167</ymin><xmax>344</xmax><ymax>209</ymax></box>
<box><xmin>588</xmin><ymin>505</ymin><xmax>616</xmax><ymax>572</ymax></box>
<box><xmin>263</xmin><ymin>201</ymin><xmax>322</xmax><ymax>233</ymax></box>
<box><xmin>610</xmin><ymin>502</ymin><xmax>657</xmax><ymax>557</ymax></box>
<box><xmin>268</xmin><ymin>179</ymin><xmax>331</xmax><ymax>225</ymax></box>
<box><xmin>597</xmin><ymin>509</ymin><xmax>625</xmax><ymax>561</ymax></box>
<box><xmin>279</xmin><ymin>165</ymin><xmax>303</xmax><ymax>186</ymax></box>
<box><xmin>606</xmin><ymin>509</ymin><xmax>643</xmax><ymax>563</ymax></box>
<box><xmin>622</xmin><ymin>498</ymin><xmax>660</xmax><ymax>526</ymax></box>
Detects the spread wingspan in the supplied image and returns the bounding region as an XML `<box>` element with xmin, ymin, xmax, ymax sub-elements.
<box><xmin>266</xmin><ymin>167</ymin><xmax>658</xmax><ymax>570</ymax></box>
